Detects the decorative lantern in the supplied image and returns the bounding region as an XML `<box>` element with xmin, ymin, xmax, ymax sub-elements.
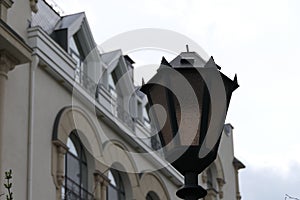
<box><xmin>140</xmin><ymin>50</ymin><xmax>238</xmax><ymax>199</ymax></box>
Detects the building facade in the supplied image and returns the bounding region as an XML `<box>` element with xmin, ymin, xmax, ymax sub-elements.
<box><xmin>0</xmin><ymin>0</ymin><xmax>244</xmax><ymax>199</ymax></box>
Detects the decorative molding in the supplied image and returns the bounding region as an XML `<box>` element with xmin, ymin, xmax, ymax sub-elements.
<box><xmin>94</xmin><ymin>170</ymin><xmax>110</xmax><ymax>183</ymax></box>
<box><xmin>0</xmin><ymin>50</ymin><xmax>18</xmax><ymax>79</ymax></box>
<box><xmin>93</xmin><ymin>172</ymin><xmax>102</xmax><ymax>200</ymax></box>
<box><xmin>54</xmin><ymin>142</ymin><xmax>68</xmax><ymax>188</ymax></box>
<box><xmin>51</xmin><ymin>139</ymin><xmax>68</xmax><ymax>199</ymax></box>
<box><xmin>205</xmin><ymin>188</ymin><xmax>218</xmax><ymax>200</ymax></box>
<box><xmin>217</xmin><ymin>178</ymin><xmax>225</xmax><ymax>199</ymax></box>
<box><xmin>0</xmin><ymin>0</ymin><xmax>14</xmax><ymax>21</ymax></box>
<box><xmin>51</xmin><ymin>141</ymin><xmax>68</xmax><ymax>200</ymax></box>
<box><xmin>0</xmin><ymin>0</ymin><xmax>13</xmax><ymax>9</ymax></box>
<box><xmin>29</xmin><ymin>0</ymin><xmax>38</xmax><ymax>13</ymax></box>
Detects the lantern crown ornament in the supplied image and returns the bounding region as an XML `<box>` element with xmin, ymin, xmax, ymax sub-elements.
<box><xmin>140</xmin><ymin>49</ymin><xmax>238</xmax><ymax>199</ymax></box>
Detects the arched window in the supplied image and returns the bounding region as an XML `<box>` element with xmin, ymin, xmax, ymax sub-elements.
<box><xmin>146</xmin><ymin>191</ymin><xmax>160</xmax><ymax>200</ymax></box>
<box><xmin>108</xmin><ymin>73</ymin><xmax>117</xmax><ymax>98</ymax></box>
<box><xmin>107</xmin><ymin>168</ymin><xmax>125</xmax><ymax>200</ymax></box>
<box><xmin>63</xmin><ymin>131</ymin><xmax>93</xmax><ymax>200</ymax></box>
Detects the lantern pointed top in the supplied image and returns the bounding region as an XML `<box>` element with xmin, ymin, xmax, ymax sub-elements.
<box><xmin>142</xmin><ymin>78</ymin><xmax>145</xmax><ymax>86</ymax></box>
<box><xmin>204</xmin><ymin>56</ymin><xmax>221</xmax><ymax>69</ymax></box>
<box><xmin>233</xmin><ymin>74</ymin><xmax>239</xmax><ymax>85</ymax></box>
<box><xmin>160</xmin><ymin>56</ymin><xmax>172</xmax><ymax>68</ymax></box>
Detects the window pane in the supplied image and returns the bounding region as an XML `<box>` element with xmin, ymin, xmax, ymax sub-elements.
<box><xmin>66</xmin><ymin>153</ymin><xmax>80</xmax><ymax>184</ymax></box>
<box><xmin>81</xmin><ymin>162</ymin><xmax>88</xmax><ymax>190</ymax></box>
<box><xmin>108</xmin><ymin>170</ymin><xmax>116</xmax><ymax>186</ymax></box>
<box><xmin>108</xmin><ymin>185</ymin><xmax>118</xmax><ymax>200</ymax></box>
<box><xmin>65</xmin><ymin>133</ymin><xmax>92</xmax><ymax>200</ymax></box>
<box><xmin>66</xmin><ymin>177</ymin><xmax>80</xmax><ymax>199</ymax></box>
<box><xmin>67</xmin><ymin>137</ymin><xmax>78</xmax><ymax>156</ymax></box>
<box><xmin>69</xmin><ymin>37</ymin><xmax>80</xmax><ymax>55</ymax></box>
<box><xmin>107</xmin><ymin>169</ymin><xmax>126</xmax><ymax>200</ymax></box>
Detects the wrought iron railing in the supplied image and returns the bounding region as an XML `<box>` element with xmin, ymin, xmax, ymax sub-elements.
<box><xmin>116</xmin><ymin>104</ymin><xmax>135</xmax><ymax>131</ymax></box>
<box><xmin>75</xmin><ymin>70</ymin><xmax>98</xmax><ymax>98</ymax></box>
<box><xmin>74</xmin><ymin>70</ymin><xmax>163</xmax><ymax>153</ymax></box>
<box><xmin>62</xmin><ymin>176</ymin><xmax>93</xmax><ymax>200</ymax></box>
<box><xmin>75</xmin><ymin>71</ymin><xmax>135</xmax><ymax>130</ymax></box>
<box><xmin>151</xmin><ymin>136</ymin><xmax>162</xmax><ymax>151</ymax></box>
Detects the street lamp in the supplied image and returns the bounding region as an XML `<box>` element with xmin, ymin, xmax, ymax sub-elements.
<box><xmin>140</xmin><ymin>49</ymin><xmax>238</xmax><ymax>200</ymax></box>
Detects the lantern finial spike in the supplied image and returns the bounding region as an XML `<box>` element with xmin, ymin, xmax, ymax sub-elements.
<box><xmin>234</xmin><ymin>74</ymin><xmax>238</xmax><ymax>84</ymax></box>
<box><xmin>142</xmin><ymin>78</ymin><xmax>145</xmax><ymax>86</ymax></box>
<box><xmin>186</xmin><ymin>44</ymin><xmax>189</xmax><ymax>52</ymax></box>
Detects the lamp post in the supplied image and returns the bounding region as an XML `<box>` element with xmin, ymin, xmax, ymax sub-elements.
<box><xmin>140</xmin><ymin>49</ymin><xmax>238</xmax><ymax>200</ymax></box>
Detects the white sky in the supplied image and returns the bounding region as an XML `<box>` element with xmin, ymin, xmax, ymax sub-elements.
<box><xmin>52</xmin><ymin>0</ymin><xmax>300</xmax><ymax>199</ymax></box>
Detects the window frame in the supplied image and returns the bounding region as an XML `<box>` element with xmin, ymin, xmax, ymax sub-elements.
<box><xmin>107</xmin><ymin>169</ymin><xmax>126</xmax><ymax>200</ymax></box>
<box><xmin>63</xmin><ymin>131</ymin><xmax>93</xmax><ymax>200</ymax></box>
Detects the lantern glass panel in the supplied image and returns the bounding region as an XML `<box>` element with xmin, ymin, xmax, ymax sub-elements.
<box><xmin>169</xmin><ymin>68</ymin><xmax>211</xmax><ymax>147</ymax></box>
<box><xmin>148</xmin><ymin>83</ymin><xmax>175</xmax><ymax>150</ymax></box>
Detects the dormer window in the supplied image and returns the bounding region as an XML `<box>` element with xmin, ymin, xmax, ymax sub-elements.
<box><xmin>69</xmin><ymin>35</ymin><xmax>84</xmax><ymax>83</ymax></box>
<box><xmin>49</xmin><ymin>12</ymin><xmax>97</xmax><ymax>85</ymax></box>
<box><xmin>143</xmin><ymin>106</ymin><xmax>150</xmax><ymax>129</ymax></box>
<box><xmin>108</xmin><ymin>72</ymin><xmax>117</xmax><ymax>99</ymax></box>
<box><xmin>137</xmin><ymin>101</ymin><xmax>151</xmax><ymax>129</ymax></box>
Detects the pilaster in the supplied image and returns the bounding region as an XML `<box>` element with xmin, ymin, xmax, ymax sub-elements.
<box><xmin>0</xmin><ymin>50</ymin><xmax>18</xmax><ymax>194</ymax></box>
<box><xmin>217</xmin><ymin>178</ymin><xmax>225</xmax><ymax>199</ymax></box>
<box><xmin>94</xmin><ymin>170</ymin><xmax>110</xmax><ymax>200</ymax></box>
<box><xmin>52</xmin><ymin>140</ymin><xmax>68</xmax><ymax>200</ymax></box>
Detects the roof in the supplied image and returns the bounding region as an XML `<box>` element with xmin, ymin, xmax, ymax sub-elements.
<box><xmin>31</xmin><ymin>0</ymin><xmax>61</xmax><ymax>34</ymax></box>
<box><xmin>101</xmin><ymin>49</ymin><xmax>122</xmax><ymax>71</ymax></box>
<box><xmin>124</xmin><ymin>55</ymin><xmax>135</xmax><ymax>64</ymax></box>
<box><xmin>54</xmin><ymin>12</ymin><xmax>85</xmax><ymax>37</ymax></box>
<box><xmin>169</xmin><ymin>51</ymin><xmax>207</xmax><ymax>68</ymax></box>
<box><xmin>135</xmin><ymin>86</ymin><xmax>146</xmax><ymax>99</ymax></box>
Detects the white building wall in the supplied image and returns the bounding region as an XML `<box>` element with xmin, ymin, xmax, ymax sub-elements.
<box><xmin>2</xmin><ymin>64</ymin><xmax>30</xmax><ymax>200</ymax></box>
<box><xmin>31</xmin><ymin>66</ymin><xmax>73</xmax><ymax>200</ymax></box>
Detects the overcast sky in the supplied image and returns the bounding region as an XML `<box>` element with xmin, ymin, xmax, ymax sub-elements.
<box><xmin>51</xmin><ymin>0</ymin><xmax>300</xmax><ymax>199</ymax></box>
